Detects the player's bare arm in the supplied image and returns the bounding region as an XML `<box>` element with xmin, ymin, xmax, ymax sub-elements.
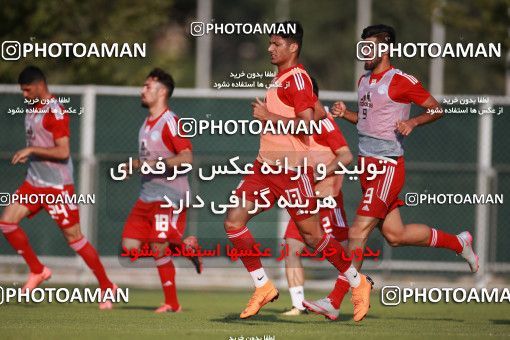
<box><xmin>132</xmin><ymin>148</ymin><xmax>192</xmax><ymax>171</ymax></box>
<box><xmin>325</xmin><ymin>146</ymin><xmax>353</xmax><ymax>176</ymax></box>
<box><xmin>162</xmin><ymin>148</ymin><xmax>192</xmax><ymax>168</ymax></box>
<box><xmin>313</xmin><ymin>100</ymin><xmax>328</xmax><ymax>121</ymax></box>
<box><xmin>131</xmin><ymin>158</ymin><xmax>142</xmax><ymax>170</ymax></box>
<box><xmin>396</xmin><ymin>96</ymin><xmax>444</xmax><ymax>136</ymax></box>
<box><xmin>331</xmin><ymin>101</ymin><xmax>358</xmax><ymax>124</ymax></box>
<box><xmin>11</xmin><ymin>136</ymin><xmax>70</xmax><ymax>164</ymax></box>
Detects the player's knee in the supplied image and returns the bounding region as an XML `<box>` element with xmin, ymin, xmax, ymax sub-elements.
<box><xmin>150</xmin><ymin>242</ymin><xmax>167</xmax><ymax>259</ymax></box>
<box><xmin>0</xmin><ymin>220</ymin><xmax>13</xmax><ymax>232</ymax></box>
<box><xmin>0</xmin><ymin>213</ymin><xmax>16</xmax><ymax>224</ymax></box>
<box><xmin>224</xmin><ymin>210</ymin><xmax>248</xmax><ymax>232</ymax></box>
<box><xmin>0</xmin><ymin>206</ymin><xmax>23</xmax><ymax>224</ymax></box>
<box><xmin>62</xmin><ymin>225</ymin><xmax>83</xmax><ymax>243</ymax></box>
<box><xmin>300</xmin><ymin>232</ymin><xmax>321</xmax><ymax>249</ymax></box>
<box><xmin>122</xmin><ymin>238</ymin><xmax>139</xmax><ymax>251</ymax></box>
<box><xmin>349</xmin><ymin>225</ymin><xmax>369</xmax><ymax>240</ymax></box>
<box><xmin>284</xmin><ymin>252</ymin><xmax>302</xmax><ymax>267</ymax></box>
<box><xmin>223</xmin><ymin>220</ymin><xmax>237</xmax><ymax>232</ymax></box>
<box><xmin>383</xmin><ymin>232</ymin><xmax>402</xmax><ymax>247</ymax></box>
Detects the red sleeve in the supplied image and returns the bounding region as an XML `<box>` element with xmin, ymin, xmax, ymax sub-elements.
<box><xmin>389</xmin><ymin>73</ymin><xmax>431</xmax><ymax>105</ymax></box>
<box><xmin>42</xmin><ymin>105</ymin><xmax>70</xmax><ymax>140</ymax></box>
<box><xmin>316</xmin><ymin>117</ymin><xmax>348</xmax><ymax>152</ymax></box>
<box><xmin>161</xmin><ymin>116</ymin><xmax>192</xmax><ymax>154</ymax></box>
<box><xmin>279</xmin><ymin>72</ymin><xmax>317</xmax><ymax>114</ymax></box>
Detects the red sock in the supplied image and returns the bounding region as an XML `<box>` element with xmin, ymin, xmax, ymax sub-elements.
<box><xmin>328</xmin><ymin>275</ymin><xmax>350</xmax><ymax>309</ymax></box>
<box><xmin>0</xmin><ymin>222</ymin><xmax>44</xmax><ymax>274</ymax></box>
<box><xmin>226</xmin><ymin>226</ymin><xmax>262</xmax><ymax>272</ymax></box>
<box><xmin>429</xmin><ymin>228</ymin><xmax>462</xmax><ymax>253</ymax></box>
<box><xmin>155</xmin><ymin>256</ymin><xmax>179</xmax><ymax>309</ymax></box>
<box><xmin>315</xmin><ymin>233</ymin><xmax>351</xmax><ymax>273</ymax></box>
<box><xmin>69</xmin><ymin>237</ymin><xmax>113</xmax><ymax>290</ymax></box>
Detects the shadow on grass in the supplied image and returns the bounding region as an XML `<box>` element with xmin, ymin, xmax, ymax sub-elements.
<box><xmin>3</xmin><ymin>304</ymin><xmax>38</xmax><ymax>308</ymax></box>
<box><xmin>262</xmin><ymin>307</ymin><xmax>380</xmax><ymax>321</ymax></box>
<box><xmin>211</xmin><ymin>312</ymin><xmax>315</xmax><ymax>325</ymax></box>
<box><xmin>385</xmin><ymin>316</ymin><xmax>464</xmax><ymax>322</ymax></box>
<box><xmin>119</xmin><ymin>305</ymin><xmax>158</xmax><ymax>312</ymax></box>
<box><xmin>491</xmin><ymin>319</ymin><xmax>510</xmax><ymax>325</ymax></box>
<box><xmin>211</xmin><ymin>311</ymin><xmax>378</xmax><ymax>325</ymax></box>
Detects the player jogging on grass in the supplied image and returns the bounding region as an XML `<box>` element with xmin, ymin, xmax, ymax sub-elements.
<box><xmin>1</xmin><ymin>66</ymin><xmax>117</xmax><ymax>309</ymax></box>
<box><xmin>281</xmin><ymin>78</ymin><xmax>353</xmax><ymax>319</ymax></box>
<box><xmin>304</xmin><ymin>24</ymin><xmax>478</xmax><ymax>319</ymax></box>
<box><xmin>223</xmin><ymin>21</ymin><xmax>373</xmax><ymax>321</ymax></box>
<box><xmin>120</xmin><ymin>68</ymin><xmax>202</xmax><ymax>313</ymax></box>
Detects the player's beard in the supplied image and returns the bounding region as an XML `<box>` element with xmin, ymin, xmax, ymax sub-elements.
<box><xmin>364</xmin><ymin>57</ymin><xmax>382</xmax><ymax>70</ymax></box>
<box><xmin>141</xmin><ymin>102</ymin><xmax>149</xmax><ymax>108</ymax></box>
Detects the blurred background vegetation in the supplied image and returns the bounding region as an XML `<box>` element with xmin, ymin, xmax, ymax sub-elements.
<box><xmin>0</xmin><ymin>0</ymin><xmax>508</xmax><ymax>94</ymax></box>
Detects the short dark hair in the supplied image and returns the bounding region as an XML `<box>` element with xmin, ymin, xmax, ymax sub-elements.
<box><xmin>147</xmin><ymin>68</ymin><xmax>175</xmax><ymax>98</ymax></box>
<box><xmin>361</xmin><ymin>24</ymin><xmax>396</xmax><ymax>44</ymax></box>
<box><xmin>18</xmin><ymin>66</ymin><xmax>46</xmax><ymax>85</ymax></box>
<box><xmin>310</xmin><ymin>76</ymin><xmax>319</xmax><ymax>97</ymax></box>
<box><xmin>271</xmin><ymin>20</ymin><xmax>304</xmax><ymax>56</ymax></box>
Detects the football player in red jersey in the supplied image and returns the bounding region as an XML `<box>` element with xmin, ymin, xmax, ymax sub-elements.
<box><xmin>282</xmin><ymin>78</ymin><xmax>353</xmax><ymax>320</ymax></box>
<box><xmin>1</xmin><ymin>66</ymin><xmax>117</xmax><ymax>309</ymax></box>
<box><xmin>120</xmin><ymin>68</ymin><xmax>202</xmax><ymax>313</ymax></box>
<box><xmin>224</xmin><ymin>21</ymin><xmax>372</xmax><ymax>321</ymax></box>
<box><xmin>305</xmin><ymin>24</ymin><xmax>478</xmax><ymax>319</ymax></box>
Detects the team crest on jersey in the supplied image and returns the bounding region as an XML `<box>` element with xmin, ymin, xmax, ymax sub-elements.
<box><xmin>150</xmin><ymin>130</ymin><xmax>160</xmax><ymax>141</ymax></box>
<box><xmin>359</xmin><ymin>91</ymin><xmax>373</xmax><ymax>108</ymax></box>
<box><xmin>378</xmin><ymin>84</ymin><xmax>388</xmax><ymax>95</ymax></box>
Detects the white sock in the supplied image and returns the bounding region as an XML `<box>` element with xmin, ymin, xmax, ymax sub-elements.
<box><xmin>289</xmin><ymin>285</ymin><xmax>305</xmax><ymax>310</ymax></box>
<box><xmin>250</xmin><ymin>268</ymin><xmax>268</xmax><ymax>288</ymax></box>
<box><xmin>343</xmin><ymin>265</ymin><xmax>361</xmax><ymax>288</ymax></box>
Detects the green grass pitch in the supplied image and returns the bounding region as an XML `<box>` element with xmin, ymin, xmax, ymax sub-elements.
<box><xmin>0</xmin><ymin>287</ymin><xmax>509</xmax><ymax>339</ymax></box>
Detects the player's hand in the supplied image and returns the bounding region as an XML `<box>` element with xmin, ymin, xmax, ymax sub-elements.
<box><xmin>395</xmin><ymin>119</ymin><xmax>417</xmax><ymax>136</ymax></box>
<box><xmin>11</xmin><ymin>147</ymin><xmax>32</xmax><ymax>164</ymax></box>
<box><xmin>143</xmin><ymin>159</ymin><xmax>158</xmax><ymax>168</ymax></box>
<box><xmin>116</xmin><ymin>158</ymin><xmax>141</xmax><ymax>179</ymax></box>
<box><xmin>252</xmin><ymin>97</ymin><xmax>271</xmax><ymax>121</ymax></box>
<box><xmin>131</xmin><ymin>158</ymin><xmax>142</xmax><ymax>171</ymax></box>
<box><xmin>331</xmin><ymin>101</ymin><xmax>347</xmax><ymax>118</ymax></box>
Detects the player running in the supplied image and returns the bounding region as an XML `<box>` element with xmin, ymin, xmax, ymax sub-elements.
<box><xmin>282</xmin><ymin>78</ymin><xmax>353</xmax><ymax>319</ymax></box>
<box><xmin>1</xmin><ymin>66</ymin><xmax>116</xmax><ymax>309</ymax></box>
<box><xmin>120</xmin><ymin>68</ymin><xmax>201</xmax><ymax>313</ymax></box>
<box><xmin>304</xmin><ymin>24</ymin><xmax>478</xmax><ymax>318</ymax></box>
<box><xmin>224</xmin><ymin>21</ymin><xmax>372</xmax><ymax>321</ymax></box>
